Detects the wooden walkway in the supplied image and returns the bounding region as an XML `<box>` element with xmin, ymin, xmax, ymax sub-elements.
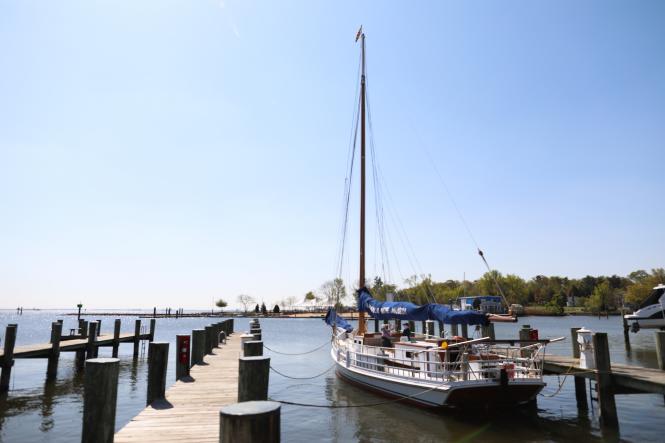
<box><xmin>115</xmin><ymin>334</ymin><xmax>242</xmax><ymax>442</ymax></box>
<box><xmin>0</xmin><ymin>333</ymin><xmax>149</xmax><ymax>359</ymax></box>
<box><xmin>544</xmin><ymin>354</ymin><xmax>665</xmax><ymax>395</ymax></box>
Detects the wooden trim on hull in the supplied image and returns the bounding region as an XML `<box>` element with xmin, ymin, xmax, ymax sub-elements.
<box><xmin>335</xmin><ymin>367</ymin><xmax>543</xmax><ymax>409</ymax></box>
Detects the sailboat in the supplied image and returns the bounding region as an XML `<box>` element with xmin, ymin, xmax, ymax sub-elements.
<box><xmin>325</xmin><ymin>29</ymin><xmax>548</xmax><ymax>408</ymax></box>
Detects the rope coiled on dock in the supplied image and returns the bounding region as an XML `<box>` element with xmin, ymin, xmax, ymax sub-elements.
<box><xmin>263</xmin><ymin>341</ymin><xmax>330</xmax><ymax>356</ymax></box>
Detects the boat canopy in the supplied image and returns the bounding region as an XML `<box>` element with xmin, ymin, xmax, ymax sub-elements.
<box><xmin>638</xmin><ymin>285</ymin><xmax>665</xmax><ymax>310</ymax></box>
<box><xmin>324</xmin><ymin>308</ymin><xmax>354</xmax><ymax>332</ymax></box>
<box><xmin>358</xmin><ymin>289</ymin><xmax>489</xmax><ymax>326</ymax></box>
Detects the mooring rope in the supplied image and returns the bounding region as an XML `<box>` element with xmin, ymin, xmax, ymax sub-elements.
<box><xmin>538</xmin><ymin>365</ymin><xmax>598</xmax><ymax>398</ymax></box>
<box><xmin>269</xmin><ymin>363</ymin><xmax>336</xmax><ymax>380</ymax></box>
<box><xmin>269</xmin><ymin>379</ymin><xmax>449</xmax><ymax>409</ymax></box>
<box><xmin>263</xmin><ymin>341</ymin><xmax>330</xmax><ymax>356</ymax></box>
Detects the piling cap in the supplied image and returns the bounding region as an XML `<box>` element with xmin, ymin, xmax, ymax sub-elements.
<box><xmin>220</xmin><ymin>401</ymin><xmax>280</xmax><ymax>417</ymax></box>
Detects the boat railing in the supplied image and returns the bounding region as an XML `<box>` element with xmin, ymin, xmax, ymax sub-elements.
<box><xmin>334</xmin><ymin>339</ymin><xmax>545</xmax><ymax>384</ymax></box>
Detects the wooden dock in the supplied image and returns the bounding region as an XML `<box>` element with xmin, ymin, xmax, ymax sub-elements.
<box><xmin>115</xmin><ymin>333</ymin><xmax>242</xmax><ymax>442</ymax></box>
<box><xmin>544</xmin><ymin>354</ymin><xmax>665</xmax><ymax>395</ymax></box>
<box><xmin>0</xmin><ymin>332</ymin><xmax>150</xmax><ymax>359</ymax></box>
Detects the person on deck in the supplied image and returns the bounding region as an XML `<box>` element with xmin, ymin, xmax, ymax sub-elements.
<box><xmin>401</xmin><ymin>323</ymin><xmax>412</xmax><ymax>340</ymax></box>
<box><xmin>381</xmin><ymin>323</ymin><xmax>392</xmax><ymax>347</ymax></box>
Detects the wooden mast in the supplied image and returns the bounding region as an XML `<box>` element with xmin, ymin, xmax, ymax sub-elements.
<box><xmin>358</xmin><ymin>30</ymin><xmax>367</xmax><ymax>335</ymax></box>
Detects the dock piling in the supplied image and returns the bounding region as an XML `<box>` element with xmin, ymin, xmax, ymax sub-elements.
<box><xmin>0</xmin><ymin>324</ymin><xmax>17</xmax><ymax>393</ymax></box>
<box><xmin>82</xmin><ymin>358</ymin><xmax>119</xmax><ymax>443</ymax></box>
<box><xmin>191</xmin><ymin>329</ymin><xmax>206</xmax><ymax>365</ymax></box>
<box><xmin>112</xmin><ymin>319</ymin><xmax>121</xmax><ymax>358</ymax></box>
<box><xmin>133</xmin><ymin>320</ymin><xmax>141</xmax><ymax>358</ymax></box>
<box><xmin>147</xmin><ymin>342</ymin><xmax>169</xmax><ymax>405</ymax></box>
<box><xmin>205</xmin><ymin>326</ymin><xmax>214</xmax><ymax>354</ymax></box>
<box><xmin>238</xmin><ymin>356</ymin><xmax>270</xmax><ymax>402</ymax></box>
<box><xmin>219</xmin><ymin>401</ymin><xmax>280</xmax><ymax>443</ymax></box>
<box><xmin>570</xmin><ymin>327</ymin><xmax>588</xmax><ymax>409</ymax></box>
<box><xmin>593</xmin><ymin>332</ymin><xmax>618</xmax><ymax>428</ymax></box>
<box><xmin>622</xmin><ymin>315</ymin><xmax>631</xmax><ymax>351</ymax></box>
<box><xmin>87</xmin><ymin>322</ymin><xmax>99</xmax><ymax>360</ymax></box>
<box><xmin>655</xmin><ymin>331</ymin><xmax>665</xmax><ymax>371</ymax></box>
<box><xmin>243</xmin><ymin>341</ymin><xmax>263</xmax><ymax>357</ymax></box>
<box><xmin>149</xmin><ymin>319</ymin><xmax>156</xmax><ymax>342</ymax></box>
<box><xmin>47</xmin><ymin>322</ymin><xmax>63</xmax><ymax>380</ymax></box>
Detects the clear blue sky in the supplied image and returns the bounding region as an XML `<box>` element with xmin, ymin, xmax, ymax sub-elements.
<box><xmin>1</xmin><ymin>1</ymin><xmax>663</xmax><ymax>309</ymax></box>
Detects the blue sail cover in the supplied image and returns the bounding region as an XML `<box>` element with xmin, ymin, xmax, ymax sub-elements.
<box><xmin>357</xmin><ymin>289</ymin><xmax>488</xmax><ymax>326</ymax></box>
<box><xmin>324</xmin><ymin>307</ymin><xmax>354</xmax><ymax>332</ymax></box>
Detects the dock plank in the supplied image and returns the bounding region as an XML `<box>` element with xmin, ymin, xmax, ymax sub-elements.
<box><xmin>0</xmin><ymin>333</ymin><xmax>150</xmax><ymax>359</ymax></box>
<box><xmin>115</xmin><ymin>334</ymin><xmax>241</xmax><ymax>442</ymax></box>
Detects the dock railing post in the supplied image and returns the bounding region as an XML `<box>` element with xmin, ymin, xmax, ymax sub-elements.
<box><xmin>176</xmin><ymin>335</ymin><xmax>190</xmax><ymax>380</ymax></box>
<box><xmin>243</xmin><ymin>341</ymin><xmax>263</xmax><ymax>357</ymax></box>
<box><xmin>149</xmin><ymin>318</ymin><xmax>156</xmax><ymax>342</ymax></box>
<box><xmin>79</xmin><ymin>319</ymin><xmax>88</xmax><ymax>338</ymax></box>
<box><xmin>0</xmin><ymin>324</ymin><xmax>17</xmax><ymax>393</ymax></box>
<box><xmin>191</xmin><ymin>329</ymin><xmax>206</xmax><ymax>365</ymax></box>
<box><xmin>47</xmin><ymin>322</ymin><xmax>63</xmax><ymax>380</ymax></box>
<box><xmin>82</xmin><ymin>358</ymin><xmax>119</xmax><ymax>443</ymax></box>
<box><xmin>570</xmin><ymin>327</ymin><xmax>588</xmax><ymax>409</ymax></box>
<box><xmin>133</xmin><ymin>319</ymin><xmax>141</xmax><ymax>358</ymax></box>
<box><xmin>219</xmin><ymin>401</ymin><xmax>280</xmax><ymax>443</ymax></box>
<box><xmin>147</xmin><ymin>342</ymin><xmax>169</xmax><ymax>405</ymax></box>
<box><xmin>87</xmin><ymin>322</ymin><xmax>99</xmax><ymax>360</ymax></box>
<box><xmin>112</xmin><ymin>319</ymin><xmax>121</xmax><ymax>358</ymax></box>
<box><xmin>212</xmin><ymin>324</ymin><xmax>220</xmax><ymax>348</ymax></box>
<box><xmin>238</xmin><ymin>356</ymin><xmax>270</xmax><ymax>402</ymax></box>
<box><xmin>593</xmin><ymin>332</ymin><xmax>618</xmax><ymax>428</ymax></box>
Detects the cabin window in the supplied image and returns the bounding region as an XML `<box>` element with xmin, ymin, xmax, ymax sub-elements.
<box><xmin>406</xmin><ymin>351</ymin><xmax>414</xmax><ymax>359</ymax></box>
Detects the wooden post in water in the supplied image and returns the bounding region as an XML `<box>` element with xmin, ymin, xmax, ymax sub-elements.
<box><xmin>112</xmin><ymin>319</ymin><xmax>121</xmax><ymax>358</ymax></box>
<box><xmin>87</xmin><ymin>322</ymin><xmax>98</xmax><ymax>360</ymax></box>
<box><xmin>219</xmin><ymin>401</ymin><xmax>280</xmax><ymax>443</ymax></box>
<box><xmin>47</xmin><ymin>322</ymin><xmax>63</xmax><ymax>380</ymax></box>
<box><xmin>0</xmin><ymin>324</ymin><xmax>17</xmax><ymax>393</ymax></box>
<box><xmin>205</xmin><ymin>326</ymin><xmax>214</xmax><ymax>354</ymax></box>
<box><xmin>80</xmin><ymin>319</ymin><xmax>88</xmax><ymax>338</ymax></box>
<box><xmin>175</xmin><ymin>335</ymin><xmax>190</xmax><ymax>380</ymax></box>
<box><xmin>149</xmin><ymin>318</ymin><xmax>156</xmax><ymax>342</ymax></box>
<box><xmin>593</xmin><ymin>332</ymin><xmax>618</xmax><ymax>428</ymax></box>
<box><xmin>191</xmin><ymin>329</ymin><xmax>206</xmax><ymax>366</ymax></box>
<box><xmin>622</xmin><ymin>314</ymin><xmax>631</xmax><ymax>351</ymax></box>
<box><xmin>96</xmin><ymin>319</ymin><xmax>102</xmax><ymax>336</ymax></box>
<box><xmin>244</xmin><ymin>341</ymin><xmax>263</xmax><ymax>357</ymax></box>
<box><xmin>655</xmin><ymin>331</ymin><xmax>665</xmax><ymax>370</ymax></box>
<box><xmin>147</xmin><ymin>342</ymin><xmax>169</xmax><ymax>405</ymax></box>
<box><xmin>82</xmin><ymin>358</ymin><xmax>119</xmax><ymax>443</ymax></box>
<box><xmin>133</xmin><ymin>319</ymin><xmax>141</xmax><ymax>358</ymax></box>
<box><xmin>238</xmin><ymin>356</ymin><xmax>270</xmax><ymax>402</ymax></box>
<box><xmin>570</xmin><ymin>327</ymin><xmax>588</xmax><ymax>409</ymax></box>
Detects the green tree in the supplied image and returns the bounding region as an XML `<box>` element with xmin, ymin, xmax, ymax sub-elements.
<box><xmin>304</xmin><ymin>291</ymin><xmax>316</xmax><ymax>302</ymax></box>
<box><xmin>585</xmin><ymin>280</ymin><xmax>616</xmax><ymax>314</ymax></box>
<box><xmin>215</xmin><ymin>299</ymin><xmax>228</xmax><ymax>310</ymax></box>
<box><xmin>261</xmin><ymin>302</ymin><xmax>267</xmax><ymax>315</ymax></box>
<box><xmin>273</xmin><ymin>304</ymin><xmax>280</xmax><ymax>313</ymax></box>
<box><xmin>254</xmin><ymin>304</ymin><xmax>260</xmax><ymax>313</ymax></box>
<box><xmin>321</xmin><ymin>278</ymin><xmax>347</xmax><ymax>307</ymax></box>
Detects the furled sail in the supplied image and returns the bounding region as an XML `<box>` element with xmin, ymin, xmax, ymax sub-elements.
<box><xmin>357</xmin><ymin>288</ymin><xmax>489</xmax><ymax>326</ymax></box>
<box><xmin>324</xmin><ymin>307</ymin><xmax>354</xmax><ymax>332</ymax></box>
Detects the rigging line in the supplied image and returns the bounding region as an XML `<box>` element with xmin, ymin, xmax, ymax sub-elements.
<box><xmin>269</xmin><ymin>363</ymin><xmax>336</xmax><ymax>380</ymax></box>
<box><xmin>263</xmin><ymin>341</ymin><xmax>330</xmax><ymax>356</ymax></box>
<box><xmin>335</xmin><ymin>50</ymin><xmax>363</xmax><ymax>280</ymax></box>
<box><xmin>405</xmin><ymin>118</ymin><xmax>510</xmax><ymax>308</ymax></box>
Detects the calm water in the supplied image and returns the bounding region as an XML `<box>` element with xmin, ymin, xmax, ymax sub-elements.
<box><xmin>0</xmin><ymin>311</ymin><xmax>663</xmax><ymax>442</ymax></box>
